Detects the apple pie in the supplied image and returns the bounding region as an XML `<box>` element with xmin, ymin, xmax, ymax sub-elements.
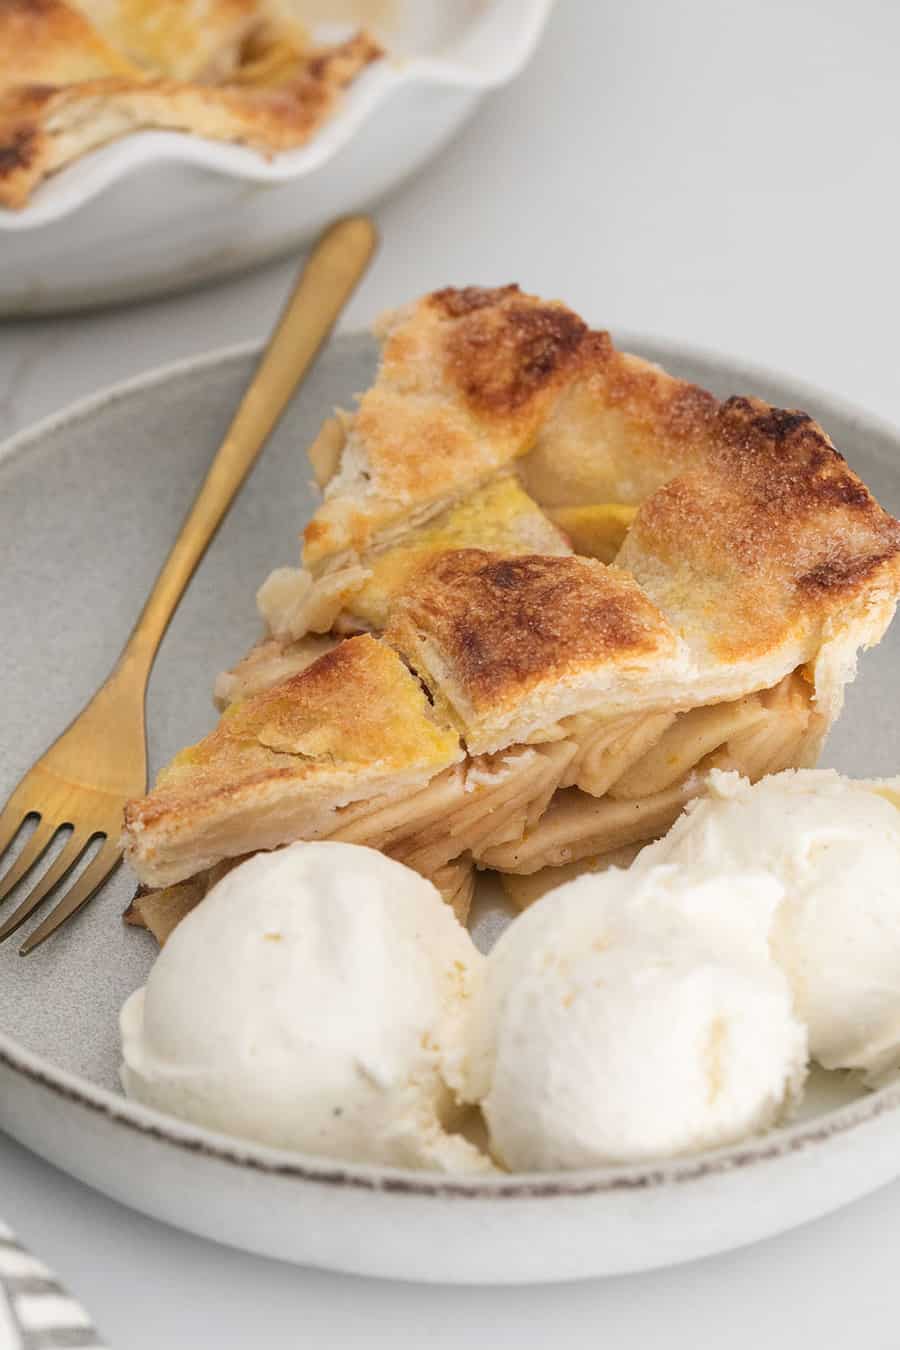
<box><xmin>0</xmin><ymin>0</ymin><xmax>381</xmax><ymax>208</ymax></box>
<box><xmin>123</xmin><ymin>285</ymin><xmax>900</xmax><ymax>941</ymax></box>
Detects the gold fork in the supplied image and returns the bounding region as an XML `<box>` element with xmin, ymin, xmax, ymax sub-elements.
<box><xmin>0</xmin><ymin>216</ymin><xmax>377</xmax><ymax>955</ymax></box>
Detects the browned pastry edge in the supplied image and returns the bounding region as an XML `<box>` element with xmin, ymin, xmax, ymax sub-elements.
<box><xmin>122</xmin><ymin>285</ymin><xmax>900</xmax><ymax>926</ymax></box>
<box><xmin>124</xmin><ymin>635</ymin><xmax>460</xmax><ymax>838</ymax></box>
<box><xmin>302</xmin><ymin>286</ymin><xmax>597</xmax><ymax>564</ymax></box>
<box><xmin>386</xmin><ymin>549</ymin><xmax>677</xmax><ymax>720</ymax></box>
<box><xmin>0</xmin><ymin>26</ymin><xmax>381</xmax><ymax>207</ymax></box>
<box><xmin>427</xmin><ymin>285</ymin><xmax>589</xmax><ymax>419</ymax></box>
<box><xmin>620</xmin><ymin>395</ymin><xmax>900</xmax><ymax>664</ymax></box>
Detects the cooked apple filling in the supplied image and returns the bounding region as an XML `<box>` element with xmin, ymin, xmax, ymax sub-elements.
<box><xmin>321</xmin><ymin>668</ymin><xmax>813</xmax><ymax>889</ymax></box>
<box><xmin>130</xmin><ymin>669</ymin><xmax>814</xmax><ymax>945</ymax></box>
<box><xmin>480</xmin><ymin>671</ymin><xmax>814</xmax><ymax>874</ymax></box>
<box><xmin>123</xmin><ymin>287</ymin><xmax>900</xmax><ymax>949</ymax></box>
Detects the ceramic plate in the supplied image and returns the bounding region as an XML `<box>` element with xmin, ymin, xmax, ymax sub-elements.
<box><xmin>0</xmin><ymin>334</ymin><xmax>898</xmax><ymax>1285</ymax></box>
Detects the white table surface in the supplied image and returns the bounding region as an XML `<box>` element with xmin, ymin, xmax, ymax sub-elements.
<box><xmin>2</xmin><ymin>1</ymin><xmax>900</xmax><ymax>1344</ymax></box>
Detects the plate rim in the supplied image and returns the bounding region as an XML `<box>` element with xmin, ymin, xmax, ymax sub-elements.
<box><xmin>2</xmin><ymin>328</ymin><xmax>900</xmax><ymax>1202</ymax></box>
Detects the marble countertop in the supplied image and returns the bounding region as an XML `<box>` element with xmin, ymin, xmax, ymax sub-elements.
<box><xmin>3</xmin><ymin>1</ymin><xmax>900</xmax><ymax>1345</ymax></box>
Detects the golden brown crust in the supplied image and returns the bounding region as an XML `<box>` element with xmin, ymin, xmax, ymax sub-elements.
<box><xmin>123</xmin><ymin>635</ymin><xmax>462</xmax><ymax>884</ymax></box>
<box><xmin>344</xmin><ymin>476</ymin><xmax>570</xmax><ymax>632</ymax></box>
<box><xmin>122</xmin><ymin>285</ymin><xmax>900</xmax><ymax>912</ymax></box>
<box><xmin>618</xmin><ymin>396</ymin><xmax>900</xmax><ymax>664</ymax></box>
<box><xmin>305</xmin><ymin>286</ymin><xmax>900</xmax><ymax>624</ymax></box>
<box><xmin>386</xmin><ymin>549</ymin><xmax>680</xmax><ymax>750</ymax></box>
<box><xmin>0</xmin><ymin>3</ymin><xmax>381</xmax><ymax>207</ymax></box>
<box><xmin>132</xmin><ymin>635</ymin><xmax>459</xmax><ymax>825</ymax></box>
<box><xmin>427</xmin><ymin>285</ymin><xmax>521</xmax><ymax>319</ymax></box>
<box><xmin>431</xmin><ymin>287</ymin><xmax>588</xmax><ymax>419</ymax></box>
<box><xmin>302</xmin><ymin>286</ymin><xmax>593</xmax><ymax>566</ymax></box>
<box><xmin>519</xmin><ymin>331</ymin><xmax>719</xmax><ymax>508</ymax></box>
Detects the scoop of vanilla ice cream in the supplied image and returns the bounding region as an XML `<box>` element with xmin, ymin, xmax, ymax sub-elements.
<box><xmin>121</xmin><ymin>842</ymin><xmax>490</xmax><ymax>1171</ymax></box>
<box><xmin>641</xmin><ymin>769</ymin><xmax>900</xmax><ymax>1081</ymax></box>
<box><xmin>460</xmin><ymin>866</ymin><xmax>806</xmax><ymax>1170</ymax></box>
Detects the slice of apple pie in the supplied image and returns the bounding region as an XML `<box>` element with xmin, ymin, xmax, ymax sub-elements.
<box><xmin>123</xmin><ymin>285</ymin><xmax>900</xmax><ymax>942</ymax></box>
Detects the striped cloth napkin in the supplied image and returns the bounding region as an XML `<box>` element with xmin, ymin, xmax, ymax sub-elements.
<box><xmin>0</xmin><ymin>1221</ymin><xmax>105</xmax><ymax>1349</ymax></box>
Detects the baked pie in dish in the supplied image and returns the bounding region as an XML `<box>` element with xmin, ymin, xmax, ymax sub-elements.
<box><xmin>0</xmin><ymin>0</ymin><xmax>381</xmax><ymax>208</ymax></box>
<box><xmin>122</xmin><ymin>285</ymin><xmax>900</xmax><ymax>942</ymax></box>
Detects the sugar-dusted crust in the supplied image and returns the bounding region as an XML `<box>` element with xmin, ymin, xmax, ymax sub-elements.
<box><xmin>618</xmin><ymin>397</ymin><xmax>900</xmax><ymax>675</ymax></box>
<box><xmin>519</xmin><ymin>331</ymin><xmax>719</xmax><ymax>507</ymax></box>
<box><xmin>0</xmin><ymin>1</ymin><xmax>381</xmax><ymax>208</ymax></box>
<box><xmin>302</xmin><ymin>286</ymin><xmax>592</xmax><ymax>566</ymax></box>
<box><xmin>386</xmin><ymin>549</ymin><xmax>684</xmax><ymax>753</ymax></box>
<box><xmin>124</xmin><ymin>285</ymin><xmax>900</xmax><ymax>915</ymax></box>
<box><xmin>344</xmin><ymin>476</ymin><xmax>571</xmax><ymax>631</ymax></box>
<box><xmin>124</xmin><ymin>635</ymin><xmax>462</xmax><ymax>887</ymax></box>
<box><xmin>256</xmin><ymin>461</ymin><xmax>570</xmax><ymax>646</ymax></box>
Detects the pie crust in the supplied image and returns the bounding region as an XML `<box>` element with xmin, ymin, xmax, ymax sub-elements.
<box><xmin>123</xmin><ymin>286</ymin><xmax>900</xmax><ymax>938</ymax></box>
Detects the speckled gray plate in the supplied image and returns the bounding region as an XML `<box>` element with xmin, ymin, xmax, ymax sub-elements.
<box><xmin>0</xmin><ymin>334</ymin><xmax>898</xmax><ymax>1284</ymax></box>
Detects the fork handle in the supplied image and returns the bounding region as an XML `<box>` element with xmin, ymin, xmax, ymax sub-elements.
<box><xmin>118</xmin><ymin>216</ymin><xmax>377</xmax><ymax>680</ymax></box>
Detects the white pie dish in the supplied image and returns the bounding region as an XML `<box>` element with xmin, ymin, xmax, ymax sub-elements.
<box><xmin>0</xmin><ymin>0</ymin><xmax>554</xmax><ymax>316</ymax></box>
<box><xmin>0</xmin><ymin>331</ymin><xmax>898</xmax><ymax>1284</ymax></box>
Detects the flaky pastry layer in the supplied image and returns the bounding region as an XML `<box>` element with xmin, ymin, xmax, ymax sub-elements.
<box><xmin>124</xmin><ymin>284</ymin><xmax>900</xmax><ymax>936</ymax></box>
